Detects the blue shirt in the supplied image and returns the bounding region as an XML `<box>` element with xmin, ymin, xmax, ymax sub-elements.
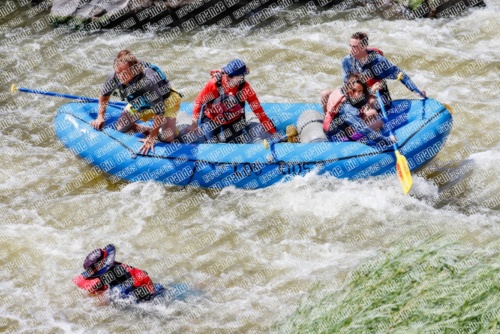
<box><xmin>327</xmin><ymin>101</ymin><xmax>392</xmax><ymax>147</ymax></box>
<box><xmin>341</xmin><ymin>50</ymin><xmax>421</xmax><ymax>94</ymax></box>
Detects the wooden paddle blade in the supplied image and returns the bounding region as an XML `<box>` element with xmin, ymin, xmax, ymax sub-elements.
<box><xmin>395</xmin><ymin>150</ymin><xmax>413</xmax><ymax>194</ymax></box>
<box><xmin>263</xmin><ymin>139</ymin><xmax>269</xmax><ymax>150</ymax></box>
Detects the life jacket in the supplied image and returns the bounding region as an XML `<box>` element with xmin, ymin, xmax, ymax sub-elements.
<box><xmin>73</xmin><ymin>262</ymin><xmax>154</xmax><ymax>299</ymax></box>
<box><xmin>355</xmin><ymin>47</ymin><xmax>384</xmax><ymax>88</ymax></box>
<box><xmin>367</xmin><ymin>47</ymin><xmax>384</xmax><ymax>56</ymax></box>
<box><xmin>323</xmin><ymin>88</ymin><xmax>346</xmax><ymax>132</ymax></box>
<box><xmin>113</xmin><ymin>62</ymin><xmax>182</xmax><ymax>108</ymax></box>
<box><xmin>323</xmin><ymin>89</ymin><xmax>368</xmax><ymax>142</ymax></box>
<box><xmin>204</xmin><ymin>70</ymin><xmax>246</xmax><ymax>125</ymax></box>
<box><xmin>121</xmin><ymin>263</ymin><xmax>155</xmax><ymax>299</ymax></box>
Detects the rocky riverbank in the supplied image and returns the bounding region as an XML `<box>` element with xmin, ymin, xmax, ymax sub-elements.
<box><xmin>23</xmin><ymin>0</ymin><xmax>486</xmax><ymax>31</ymax></box>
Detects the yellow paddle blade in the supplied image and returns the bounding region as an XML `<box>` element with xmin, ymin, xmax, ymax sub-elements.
<box><xmin>286</xmin><ymin>125</ymin><xmax>298</xmax><ymax>137</ymax></box>
<box><xmin>286</xmin><ymin>125</ymin><xmax>298</xmax><ymax>143</ymax></box>
<box><xmin>10</xmin><ymin>84</ymin><xmax>18</xmax><ymax>95</ymax></box>
<box><xmin>443</xmin><ymin>103</ymin><xmax>453</xmax><ymax>114</ymax></box>
<box><xmin>263</xmin><ymin>139</ymin><xmax>269</xmax><ymax>150</ymax></box>
<box><xmin>395</xmin><ymin>150</ymin><xmax>413</xmax><ymax>194</ymax></box>
<box><xmin>397</xmin><ymin>72</ymin><xmax>404</xmax><ymax>81</ymax></box>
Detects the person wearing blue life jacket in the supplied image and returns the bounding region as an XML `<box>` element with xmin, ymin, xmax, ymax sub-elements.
<box><xmin>321</xmin><ymin>32</ymin><xmax>426</xmax><ymax>116</ymax></box>
<box><xmin>91</xmin><ymin>50</ymin><xmax>183</xmax><ymax>155</ymax></box>
<box><xmin>323</xmin><ymin>74</ymin><xmax>396</xmax><ymax>148</ymax></box>
<box><xmin>72</xmin><ymin>244</ymin><xmax>163</xmax><ymax>302</ymax></box>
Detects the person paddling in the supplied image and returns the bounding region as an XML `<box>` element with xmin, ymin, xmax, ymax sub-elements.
<box><xmin>323</xmin><ymin>74</ymin><xmax>395</xmax><ymax>147</ymax></box>
<box><xmin>72</xmin><ymin>244</ymin><xmax>160</xmax><ymax>302</ymax></box>
<box><xmin>91</xmin><ymin>50</ymin><xmax>182</xmax><ymax>155</ymax></box>
<box><xmin>187</xmin><ymin>59</ymin><xmax>277</xmax><ymax>143</ymax></box>
<box><xmin>321</xmin><ymin>32</ymin><xmax>426</xmax><ymax>114</ymax></box>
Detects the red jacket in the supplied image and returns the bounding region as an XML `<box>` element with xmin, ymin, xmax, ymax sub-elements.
<box><xmin>73</xmin><ymin>262</ymin><xmax>154</xmax><ymax>299</ymax></box>
<box><xmin>192</xmin><ymin>75</ymin><xmax>277</xmax><ymax>134</ymax></box>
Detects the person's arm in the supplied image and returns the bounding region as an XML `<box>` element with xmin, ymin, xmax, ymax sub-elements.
<box><xmin>72</xmin><ymin>275</ymin><xmax>105</xmax><ymax>294</ymax></box>
<box><xmin>373</xmin><ymin>55</ymin><xmax>425</xmax><ymax>97</ymax></box>
<box><xmin>243</xmin><ymin>83</ymin><xmax>277</xmax><ymax>134</ymax></box>
<box><xmin>139</xmin><ymin>71</ymin><xmax>168</xmax><ymax>155</ymax></box>
<box><xmin>190</xmin><ymin>80</ymin><xmax>218</xmax><ymax>129</ymax></box>
<box><xmin>90</xmin><ymin>95</ymin><xmax>111</xmax><ymax>130</ymax></box>
<box><xmin>121</xmin><ymin>264</ymin><xmax>155</xmax><ymax>301</ymax></box>
<box><xmin>341</xmin><ymin>57</ymin><xmax>352</xmax><ymax>83</ymax></box>
<box><xmin>341</xmin><ymin>103</ymin><xmax>393</xmax><ymax>146</ymax></box>
<box><xmin>91</xmin><ymin>73</ymin><xmax>116</xmax><ymax>130</ymax></box>
<box><xmin>139</xmin><ymin>115</ymin><xmax>162</xmax><ymax>155</ymax></box>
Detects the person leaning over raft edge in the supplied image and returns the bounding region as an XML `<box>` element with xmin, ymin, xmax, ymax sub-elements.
<box><xmin>321</xmin><ymin>32</ymin><xmax>426</xmax><ymax>115</ymax></box>
<box><xmin>323</xmin><ymin>74</ymin><xmax>396</xmax><ymax>147</ymax></box>
<box><xmin>186</xmin><ymin>59</ymin><xmax>277</xmax><ymax>144</ymax></box>
<box><xmin>90</xmin><ymin>50</ymin><xmax>183</xmax><ymax>155</ymax></box>
<box><xmin>72</xmin><ymin>244</ymin><xmax>161</xmax><ymax>302</ymax></box>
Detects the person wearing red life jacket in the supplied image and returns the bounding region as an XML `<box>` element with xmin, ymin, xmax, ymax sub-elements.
<box><xmin>72</xmin><ymin>244</ymin><xmax>159</xmax><ymax>302</ymax></box>
<box><xmin>321</xmin><ymin>32</ymin><xmax>426</xmax><ymax>115</ymax></box>
<box><xmin>323</xmin><ymin>74</ymin><xmax>395</xmax><ymax>147</ymax></box>
<box><xmin>187</xmin><ymin>59</ymin><xmax>277</xmax><ymax>144</ymax></box>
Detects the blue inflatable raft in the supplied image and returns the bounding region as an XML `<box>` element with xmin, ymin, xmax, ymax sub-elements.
<box><xmin>54</xmin><ymin>99</ymin><xmax>453</xmax><ymax>189</ymax></box>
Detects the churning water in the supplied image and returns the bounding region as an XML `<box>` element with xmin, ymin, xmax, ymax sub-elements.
<box><xmin>0</xmin><ymin>1</ymin><xmax>499</xmax><ymax>333</ymax></box>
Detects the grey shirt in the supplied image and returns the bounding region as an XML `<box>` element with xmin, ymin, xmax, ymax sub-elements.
<box><xmin>101</xmin><ymin>64</ymin><xmax>171</xmax><ymax>115</ymax></box>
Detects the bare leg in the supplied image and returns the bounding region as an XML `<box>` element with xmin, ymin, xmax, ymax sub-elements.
<box><xmin>115</xmin><ymin>111</ymin><xmax>153</xmax><ymax>135</ymax></box>
<box><xmin>134</xmin><ymin>123</ymin><xmax>152</xmax><ymax>136</ymax></box>
<box><xmin>160</xmin><ymin>117</ymin><xmax>177</xmax><ymax>142</ymax></box>
<box><xmin>116</xmin><ymin>111</ymin><xmax>138</xmax><ymax>133</ymax></box>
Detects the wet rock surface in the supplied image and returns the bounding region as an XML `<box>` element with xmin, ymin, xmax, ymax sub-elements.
<box><xmin>35</xmin><ymin>0</ymin><xmax>487</xmax><ymax>31</ymax></box>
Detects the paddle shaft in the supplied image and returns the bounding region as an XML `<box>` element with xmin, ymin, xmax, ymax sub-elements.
<box><xmin>17</xmin><ymin>87</ymin><xmax>127</xmax><ymax>108</ymax></box>
<box><xmin>376</xmin><ymin>91</ymin><xmax>399</xmax><ymax>152</ymax></box>
<box><xmin>412</xmin><ymin>87</ymin><xmax>426</xmax><ymax>99</ymax></box>
<box><xmin>267</xmin><ymin>133</ymin><xmax>288</xmax><ymax>146</ymax></box>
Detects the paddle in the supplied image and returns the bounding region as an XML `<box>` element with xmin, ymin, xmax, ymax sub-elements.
<box><xmin>263</xmin><ymin>125</ymin><xmax>298</xmax><ymax>149</ymax></box>
<box><xmin>376</xmin><ymin>90</ymin><xmax>413</xmax><ymax>194</ymax></box>
<box><xmin>10</xmin><ymin>84</ymin><xmax>127</xmax><ymax>108</ymax></box>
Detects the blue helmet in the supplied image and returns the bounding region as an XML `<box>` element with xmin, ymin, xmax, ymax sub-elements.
<box><xmin>222</xmin><ymin>59</ymin><xmax>249</xmax><ymax>77</ymax></box>
<box><xmin>81</xmin><ymin>244</ymin><xmax>116</xmax><ymax>278</ymax></box>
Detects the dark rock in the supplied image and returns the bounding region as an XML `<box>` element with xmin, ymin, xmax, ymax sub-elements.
<box><xmin>40</xmin><ymin>0</ymin><xmax>488</xmax><ymax>31</ymax></box>
<box><xmin>395</xmin><ymin>0</ymin><xmax>486</xmax><ymax>18</ymax></box>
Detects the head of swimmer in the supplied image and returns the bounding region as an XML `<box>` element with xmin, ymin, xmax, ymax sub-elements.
<box><xmin>349</xmin><ymin>32</ymin><xmax>369</xmax><ymax>59</ymax></box>
<box><xmin>114</xmin><ymin>50</ymin><xmax>143</xmax><ymax>85</ymax></box>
